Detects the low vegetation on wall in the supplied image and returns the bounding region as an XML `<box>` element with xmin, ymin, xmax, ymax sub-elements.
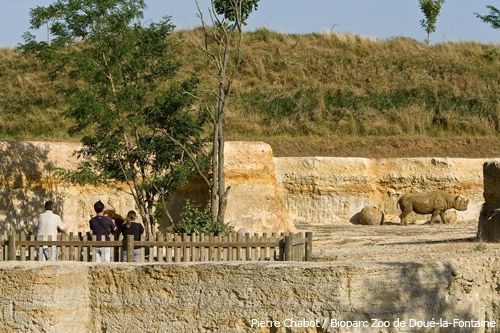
<box><xmin>1</xmin><ymin>29</ymin><xmax>499</xmax><ymax>156</ymax></box>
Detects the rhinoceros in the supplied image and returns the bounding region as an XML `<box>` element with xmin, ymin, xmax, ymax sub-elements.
<box><xmin>398</xmin><ymin>191</ymin><xmax>469</xmax><ymax>225</ymax></box>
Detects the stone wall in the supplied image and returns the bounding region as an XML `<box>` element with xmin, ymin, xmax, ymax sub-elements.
<box><xmin>275</xmin><ymin>157</ymin><xmax>500</xmax><ymax>225</ymax></box>
<box><xmin>478</xmin><ymin>161</ymin><xmax>500</xmax><ymax>241</ymax></box>
<box><xmin>0</xmin><ymin>259</ymin><xmax>498</xmax><ymax>332</ymax></box>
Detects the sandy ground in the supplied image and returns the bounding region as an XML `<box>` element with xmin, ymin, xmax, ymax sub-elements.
<box><xmin>299</xmin><ymin>220</ymin><xmax>500</xmax><ymax>264</ymax></box>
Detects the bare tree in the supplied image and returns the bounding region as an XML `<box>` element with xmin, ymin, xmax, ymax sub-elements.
<box><xmin>192</xmin><ymin>0</ymin><xmax>257</xmax><ymax>224</ymax></box>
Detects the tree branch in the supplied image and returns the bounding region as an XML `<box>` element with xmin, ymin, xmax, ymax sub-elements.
<box><xmin>156</xmin><ymin>128</ymin><xmax>211</xmax><ymax>188</ymax></box>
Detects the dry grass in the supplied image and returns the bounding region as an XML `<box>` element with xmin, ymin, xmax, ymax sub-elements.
<box><xmin>1</xmin><ymin>30</ymin><xmax>499</xmax><ymax>156</ymax></box>
<box><xmin>257</xmin><ymin>136</ymin><xmax>500</xmax><ymax>158</ymax></box>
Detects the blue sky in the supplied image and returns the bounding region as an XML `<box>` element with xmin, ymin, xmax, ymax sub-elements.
<box><xmin>1</xmin><ymin>0</ymin><xmax>498</xmax><ymax>47</ymax></box>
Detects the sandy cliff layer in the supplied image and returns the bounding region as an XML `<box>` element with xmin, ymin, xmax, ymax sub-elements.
<box><xmin>0</xmin><ymin>259</ymin><xmax>498</xmax><ymax>333</ymax></box>
<box><xmin>1</xmin><ymin>141</ymin><xmax>497</xmax><ymax>232</ymax></box>
<box><xmin>0</xmin><ymin>141</ymin><xmax>293</xmax><ymax>233</ymax></box>
<box><xmin>165</xmin><ymin>141</ymin><xmax>293</xmax><ymax>233</ymax></box>
<box><xmin>275</xmin><ymin>157</ymin><xmax>500</xmax><ymax>225</ymax></box>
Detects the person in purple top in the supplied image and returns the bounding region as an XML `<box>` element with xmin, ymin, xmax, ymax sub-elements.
<box><xmin>120</xmin><ymin>210</ymin><xmax>144</xmax><ymax>262</ymax></box>
<box><xmin>89</xmin><ymin>200</ymin><xmax>116</xmax><ymax>262</ymax></box>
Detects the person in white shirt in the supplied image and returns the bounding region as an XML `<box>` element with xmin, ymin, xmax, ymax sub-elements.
<box><xmin>36</xmin><ymin>201</ymin><xmax>66</xmax><ymax>261</ymax></box>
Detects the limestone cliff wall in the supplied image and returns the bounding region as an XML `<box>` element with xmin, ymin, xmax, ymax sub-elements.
<box><xmin>166</xmin><ymin>141</ymin><xmax>294</xmax><ymax>233</ymax></box>
<box><xmin>0</xmin><ymin>260</ymin><xmax>498</xmax><ymax>332</ymax></box>
<box><xmin>0</xmin><ymin>141</ymin><xmax>293</xmax><ymax>234</ymax></box>
<box><xmin>0</xmin><ymin>141</ymin><xmax>137</xmax><ymax>233</ymax></box>
<box><xmin>275</xmin><ymin>157</ymin><xmax>500</xmax><ymax>225</ymax></box>
<box><xmin>1</xmin><ymin>141</ymin><xmax>497</xmax><ymax>231</ymax></box>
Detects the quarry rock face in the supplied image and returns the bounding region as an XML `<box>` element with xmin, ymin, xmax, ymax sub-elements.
<box><xmin>478</xmin><ymin>161</ymin><xmax>500</xmax><ymax>242</ymax></box>
<box><xmin>222</xmin><ymin>142</ymin><xmax>294</xmax><ymax>232</ymax></box>
<box><xmin>167</xmin><ymin>141</ymin><xmax>294</xmax><ymax>233</ymax></box>
<box><xmin>0</xmin><ymin>141</ymin><xmax>137</xmax><ymax>233</ymax></box>
<box><xmin>0</xmin><ymin>141</ymin><xmax>497</xmax><ymax>232</ymax></box>
<box><xmin>274</xmin><ymin>157</ymin><xmax>498</xmax><ymax>226</ymax></box>
<box><xmin>0</xmin><ymin>260</ymin><xmax>498</xmax><ymax>332</ymax></box>
<box><xmin>0</xmin><ymin>141</ymin><xmax>293</xmax><ymax>234</ymax></box>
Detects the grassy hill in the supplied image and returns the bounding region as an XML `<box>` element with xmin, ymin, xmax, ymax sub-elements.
<box><xmin>1</xmin><ymin>29</ymin><xmax>499</xmax><ymax>156</ymax></box>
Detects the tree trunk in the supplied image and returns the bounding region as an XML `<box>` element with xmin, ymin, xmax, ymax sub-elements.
<box><xmin>211</xmin><ymin>119</ymin><xmax>219</xmax><ymax>223</ymax></box>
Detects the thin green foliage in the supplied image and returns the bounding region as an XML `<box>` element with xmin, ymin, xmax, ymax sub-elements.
<box><xmin>418</xmin><ymin>0</ymin><xmax>445</xmax><ymax>44</ymax></box>
<box><xmin>475</xmin><ymin>5</ymin><xmax>500</xmax><ymax>29</ymax></box>
<box><xmin>174</xmin><ymin>200</ymin><xmax>234</xmax><ymax>235</ymax></box>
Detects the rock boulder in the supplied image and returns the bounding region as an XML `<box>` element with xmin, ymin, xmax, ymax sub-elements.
<box><xmin>358</xmin><ymin>206</ymin><xmax>384</xmax><ymax>225</ymax></box>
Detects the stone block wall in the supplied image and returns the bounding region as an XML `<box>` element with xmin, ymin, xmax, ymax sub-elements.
<box><xmin>478</xmin><ymin>161</ymin><xmax>500</xmax><ymax>241</ymax></box>
<box><xmin>0</xmin><ymin>260</ymin><xmax>498</xmax><ymax>332</ymax></box>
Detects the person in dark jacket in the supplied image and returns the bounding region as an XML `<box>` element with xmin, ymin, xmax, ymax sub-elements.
<box><xmin>120</xmin><ymin>210</ymin><xmax>144</xmax><ymax>262</ymax></box>
<box><xmin>89</xmin><ymin>200</ymin><xmax>116</xmax><ymax>262</ymax></box>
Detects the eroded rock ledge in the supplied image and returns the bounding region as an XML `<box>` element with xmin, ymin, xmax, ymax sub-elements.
<box><xmin>275</xmin><ymin>157</ymin><xmax>500</xmax><ymax>225</ymax></box>
<box><xmin>0</xmin><ymin>259</ymin><xmax>498</xmax><ymax>332</ymax></box>
<box><xmin>1</xmin><ymin>141</ymin><xmax>498</xmax><ymax>232</ymax></box>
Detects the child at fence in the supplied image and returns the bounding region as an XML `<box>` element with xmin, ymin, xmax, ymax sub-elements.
<box><xmin>36</xmin><ymin>200</ymin><xmax>66</xmax><ymax>261</ymax></box>
<box><xmin>120</xmin><ymin>210</ymin><xmax>144</xmax><ymax>262</ymax></box>
<box><xmin>89</xmin><ymin>200</ymin><xmax>116</xmax><ymax>262</ymax></box>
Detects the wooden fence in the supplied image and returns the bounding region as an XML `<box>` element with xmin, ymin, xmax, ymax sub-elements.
<box><xmin>0</xmin><ymin>232</ymin><xmax>313</xmax><ymax>263</ymax></box>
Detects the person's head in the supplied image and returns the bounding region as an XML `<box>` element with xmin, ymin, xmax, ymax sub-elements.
<box><xmin>44</xmin><ymin>201</ymin><xmax>54</xmax><ymax>211</ymax></box>
<box><xmin>94</xmin><ymin>200</ymin><xmax>105</xmax><ymax>214</ymax></box>
<box><xmin>126</xmin><ymin>210</ymin><xmax>137</xmax><ymax>222</ymax></box>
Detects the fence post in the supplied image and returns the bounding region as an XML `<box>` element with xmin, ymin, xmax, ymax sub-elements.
<box><xmin>7</xmin><ymin>232</ymin><xmax>16</xmax><ymax>261</ymax></box>
<box><xmin>305</xmin><ymin>232</ymin><xmax>313</xmax><ymax>261</ymax></box>
<box><xmin>284</xmin><ymin>235</ymin><xmax>292</xmax><ymax>261</ymax></box>
<box><xmin>126</xmin><ymin>235</ymin><xmax>134</xmax><ymax>263</ymax></box>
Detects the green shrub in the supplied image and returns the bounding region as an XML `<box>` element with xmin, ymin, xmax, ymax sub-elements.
<box><xmin>175</xmin><ymin>200</ymin><xmax>233</xmax><ymax>235</ymax></box>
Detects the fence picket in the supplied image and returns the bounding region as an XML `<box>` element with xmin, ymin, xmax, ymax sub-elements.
<box><xmin>182</xmin><ymin>234</ymin><xmax>189</xmax><ymax>262</ymax></box>
<box><xmin>0</xmin><ymin>231</ymin><xmax>311</xmax><ymax>263</ymax></box>
<box><xmin>29</xmin><ymin>234</ymin><xmax>36</xmax><ymax>261</ymax></box>
<box><xmin>90</xmin><ymin>235</ymin><xmax>97</xmax><ymax>262</ymax></box>
<box><xmin>261</xmin><ymin>233</ymin><xmax>267</xmax><ymax>261</ymax></box>
<box><xmin>174</xmin><ymin>234</ymin><xmax>181</xmax><ymax>263</ymax></box>
<box><xmin>199</xmin><ymin>234</ymin><xmax>206</xmax><ymax>262</ymax></box>
<box><xmin>242</xmin><ymin>233</ymin><xmax>249</xmax><ymax>261</ymax></box>
<box><xmin>207</xmin><ymin>234</ymin><xmax>214</xmax><ymax>261</ymax></box>
<box><xmin>60</xmin><ymin>234</ymin><xmax>67</xmax><ymax>261</ymax></box>
<box><xmin>195</xmin><ymin>234</ymin><xmax>201</xmax><ymax>262</ymax></box>
<box><xmin>165</xmin><ymin>233</ymin><xmax>173</xmax><ymax>263</ymax></box>
<box><xmin>222</xmin><ymin>235</ymin><xmax>228</xmax><ymax>261</ymax></box>
<box><xmin>47</xmin><ymin>235</ymin><xmax>54</xmax><ymax>261</ymax></box>
<box><xmin>216</xmin><ymin>235</ymin><xmax>221</xmax><ymax>261</ymax></box>
<box><xmin>81</xmin><ymin>233</ymin><xmax>88</xmax><ymax>262</ymax></box>
<box><xmin>157</xmin><ymin>233</ymin><xmax>164</xmax><ymax>263</ymax></box>
<box><xmin>140</xmin><ymin>234</ymin><xmax>145</xmax><ymax>262</ymax></box>
<box><xmin>19</xmin><ymin>232</ymin><xmax>26</xmax><ymax>261</ymax></box>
